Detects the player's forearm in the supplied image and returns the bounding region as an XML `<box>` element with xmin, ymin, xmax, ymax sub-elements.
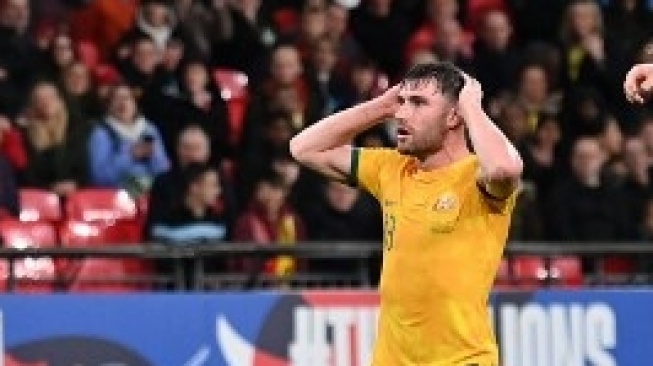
<box><xmin>461</xmin><ymin>103</ymin><xmax>523</xmax><ymax>182</ymax></box>
<box><xmin>289</xmin><ymin>99</ymin><xmax>390</xmax><ymax>157</ymax></box>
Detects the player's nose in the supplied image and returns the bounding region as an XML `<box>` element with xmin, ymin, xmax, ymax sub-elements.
<box><xmin>394</xmin><ymin>103</ymin><xmax>411</xmax><ymax>121</ymax></box>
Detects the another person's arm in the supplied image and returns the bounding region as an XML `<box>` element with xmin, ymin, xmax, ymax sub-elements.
<box><xmin>458</xmin><ymin>76</ymin><xmax>523</xmax><ymax>200</ymax></box>
<box><xmin>87</xmin><ymin>127</ymin><xmax>134</xmax><ymax>186</ymax></box>
<box><xmin>289</xmin><ymin>87</ymin><xmax>399</xmax><ymax>182</ymax></box>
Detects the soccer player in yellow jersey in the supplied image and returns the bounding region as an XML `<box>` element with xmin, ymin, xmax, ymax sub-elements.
<box><xmin>290</xmin><ymin>62</ymin><xmax>523</xmax><ymax>366</ymax></box>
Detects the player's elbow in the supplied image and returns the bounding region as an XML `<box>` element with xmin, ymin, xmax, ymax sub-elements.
<box><xmin>289</xmin><ymin>134</ymin><xmax>313</xmax><ymax>164</ymax></box>
<box><xmin>486</xmin><ymin>147</ymin><xmax>524</xmax><ymax>181</ymax></box>
<box><xmin>486</xmin><ymin>156</ymin><xmax>524</xmax><ymax>181</ymax></box>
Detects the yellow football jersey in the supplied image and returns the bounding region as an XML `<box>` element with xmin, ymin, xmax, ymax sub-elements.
<box><xmin>352</xmin><ymin>148</ymin><xmax>517</xmax><ymax>366</ymax></box>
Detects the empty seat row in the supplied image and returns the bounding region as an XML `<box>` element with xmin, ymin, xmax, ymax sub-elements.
<box><xmin>19</xmin><ymin>188</ymin><xmax>146</xmax><ymax>223</ymax></box>
<box><xmin>495</xmin><ymin>255</ymin><xmax>584</xmax><ymax>289</ymax></box>
<box><xmin>0</xmin><ymin>220</ymin><xmax>151</xmax><ymax>293</ymax></box>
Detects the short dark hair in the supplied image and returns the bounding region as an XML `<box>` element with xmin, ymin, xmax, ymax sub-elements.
<box><xmin>181</xmin><ymin>163</ymin><xmax>216</xmax><ymax>194</ymax></box>
<box><xmin>256</xmin><ymin>169</ymin><xmax>286</xmax><ymax>190</ymax></box>
<box><xmin>401</xmin><ymin>62</ymin><xmax>465</xmax><ymax>100</ymax></box>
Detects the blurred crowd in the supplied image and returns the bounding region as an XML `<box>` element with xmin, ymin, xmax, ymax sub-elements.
<box><xmin>0</xmin><ymin>0</ymin><xmax>651</xmax><ymax>264</ymax></box>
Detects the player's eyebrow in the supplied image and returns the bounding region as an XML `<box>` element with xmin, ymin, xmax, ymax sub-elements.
<box><xmin>408</xmin><ymin>95</ymin><xmax>428</xmax><ymax>105</ymax></box>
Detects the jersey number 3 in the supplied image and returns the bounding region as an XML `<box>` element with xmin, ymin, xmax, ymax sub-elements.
<box><xmin>383</xmin><ymin>213</ymin><xmax>396</xmax><ymax>251</ymax></box>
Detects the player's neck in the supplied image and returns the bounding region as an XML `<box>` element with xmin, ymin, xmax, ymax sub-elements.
<box><xmin>418</xmin><ymin>141</ymin><xmax>471</xmax><ymax>171</ymax></box>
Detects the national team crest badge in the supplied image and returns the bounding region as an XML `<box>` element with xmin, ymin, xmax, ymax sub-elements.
<box><xmin>434</xmin><ymin>192</ymin><xmax>457</xmax><ymax>211</ymax></box>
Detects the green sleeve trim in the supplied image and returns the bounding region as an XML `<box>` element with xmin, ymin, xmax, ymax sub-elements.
<box><xmin>347</xmin><ymin>147</ymin><xmax>361</xmax><ymax>187</ymax></box>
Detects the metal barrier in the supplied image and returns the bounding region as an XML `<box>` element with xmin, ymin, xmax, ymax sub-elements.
<box><xmin>0</xmin><ymin>241</ymin><xmax>650</xmax><ymax>292</ymax></box>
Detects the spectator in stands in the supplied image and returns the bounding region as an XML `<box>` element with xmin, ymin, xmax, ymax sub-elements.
<box><xmin>561</xmin><ymin>87</ymin><xmax>609</xmax><ymax>142</ymax></box>
<box><xmin>325</xmin><ymin>1</ymin><xmax>362</xmax><ymax>63</ymax></box>
<box><xmin>307</xmin><ymin>180</ymin><xmax>382</xmax><ymax>241</ymax></box>
<box><xmin>558</xmin><ymin>0</ymin><xmax>628</xmax><ymax>109</ymax></box>
<box><xmin>598</xmin><ymin>117</ymin><xmax>625</xmax><ymax>178</ymax></box>
<box><xmin>350</xmin><ymin>0</ymin><xmax>412</xmax><ymax>79</ymax></box>
<box><xmin>431</xmin><ymin>18</ymin><xmax>473</xmax><ymax>70</ymax></box>
<box><xmin>516</xmin><ymin>62</ymin><xmax>561</xmax><ymax>131</ymax></box>
<box><xmin>41</xmin><ymin>33</ymin><xmax>77</xmax><ymax>83</ymax></box>
<box><xmin>406</xmin><ymin>49</ymin><xmax>439</xmax><ymax>70</ymax></box>
<box><xmin>294</xmin><ymin>2</ymin><xmax>328</xmax><ymax>57</ymax></box>
<box><xmin>304</xmin><ymin>180</ymin><xmax>382</xmax><ymax>274</ymax></box>
<box><xmin>146</xmin><ymin>124</ymin><xmax>234</xmax><ymax>235</ymax></box>
<box><xmin>510</xmin><ymin>0</ymin><xmax>567</xmax><ymax>44</ymax></box>
<box><xmin>639</xmin><ymin>197</ymin><xmax>653</xmax><ymax>241</ymax></box>
<box><xmin>69</xmin><ymin>0</ymin><xmax>138</xmax><ymax>59</ymax></box>
<box><xmin>61</xmin><ymin>62</ymin><xmax>104</xmax><ymax>123</ymax></box>
<box><xmin>404</xmin><ymin>0</ymin><xmax>460</xmax><ymax>68</ymax></box>
<box><xmin>143</xmin><ymin>59</ymin><xmax>230</xmax><ymax>164</ymax></box>
<box><xmin>620</xmin><ymin>137</ymin><xmax>653</xmax><ymax>238</ymax></box>
<box><xmin>306</xmin><ymin>37</ymin><xmax>347</xmax><ymax>117</ymax></box>
<box><xmin>117</xmin><ymin>35</ymin><xmax>164</xmax><ymax>100</ymax></box>
<box><xmin>604</xmin><ymin>0</ymin><xmax>653</xmax><ymax>60</ymax></box>
<box><xmin>0</xmin><ymin>155</ymin><xmax>19</xmax><ymax>219</ymax></box>
<box><xmin>339</xmin><ymin>57</ymin><xmax>378</xmax><ymax>110</ymax></box>
<box><xmin>156</xmin><ymin>37</ymin><xmax>186</xmax><ymax>97</ymax></box>
<box><xmin>639</xmin><ymin>114</ymin><xmax>653</xmax><ymax>160</ymax></box>
<box><xmin>496</xmin><ymin>98</ymin><xmax>530</xmax><ymax>147</ymax></box>
<box><xmin>471</xmin><ymin>10</ymin><xmax>520</xmax><ymax>101</ymax></box>
<box><xmin>0</xmin><ymin>114</ymin><xmax>27</xmax><ymax>173</ymax></box>
<box><xmin>243</xmin><ymin>44</ymin><xmax>321</xmax><ymax>151</ymax></box>
<box><xmin>148</xmin><ymin>163</ymin><xmax>229</xmax><ymax>243</ymax></box>
<box><xmin>546</xmin><ymin>137</ymin><xmax>630</xmax><ymax>242</ymax></box>
<box><xmin>238</xmin><ymin>112</ymin><xmax>302</xmax><ymax>204</ymax></box>
<box><xmin>233</xmin><ymin>170</ymin><xmax>306</xmax><ymax>278</ymax></box>
<box><xmin>121</xmin><ymin>0</ymin><xmax>181</xmax><ymax>53</ymax></box>
<box><xmin>21</xmin><ymin>81</ymin><xmax>89</xmax><ymax>196</ymax></box>
<box><xmin>521</xmin><ymin>42</ymin><xmax>565</xmax><ymax>96</ymax></box>
<box><xmin>87</xmin><ymin>84</ymin><xmax>169</xmax><ymax>197</ymax></box>
<box><xmin>211</xmin><ymin>0</ymin><xmax>270</xmax><ymax>83</ymax></box>
<box><xmin>172</xmin><ymin>0</ymin><xmax>233</xmax><ymax>61</ymax></box>
<box><xmin>522</xmin><ymin>112</ymin><xmax>563</xmax><ymax>204</ymax></box>
<box><xmin>0</xmin><ymin>0</ymin><xmax>41</xmax><ymax>117</ymax></box>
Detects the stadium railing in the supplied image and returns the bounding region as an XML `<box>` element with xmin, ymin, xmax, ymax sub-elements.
<box><xmin>0</xmin><ymin>242</ymin><xmax>650</xmax><ymax>292</ymax></box>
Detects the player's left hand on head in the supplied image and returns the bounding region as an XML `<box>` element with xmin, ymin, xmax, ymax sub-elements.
<box><xmin>624</xmin><ymin>63</ymin><xmax>653</xmax><ymax>104</ymax></box>
<box><xmin>457</xmin><ymin>73</ymin><xmax>483</xmax><ymax>113</ymax></box>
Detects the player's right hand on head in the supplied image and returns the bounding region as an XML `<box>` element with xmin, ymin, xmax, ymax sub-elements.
<box><xmin>624</xmin><ymin>63</ymin><xmax>653</xmax><ymax>104</ymax></box>
<box><xmin>373</xmin><ymin>84</ymin><xmax>401</xmax><ymax>118</ymax></box>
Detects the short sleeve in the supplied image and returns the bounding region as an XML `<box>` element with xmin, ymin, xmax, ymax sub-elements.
<box><xmin>478</xmin><ymin>183</ymin><xmax>519</xmax><ymax>215</ymax></box>
<box><xmin>350</xmin><ymin>148</ymin><xmax>394</xmax><ymax>199</ymax></box>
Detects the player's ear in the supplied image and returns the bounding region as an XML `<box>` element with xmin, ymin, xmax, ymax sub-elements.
<box><xmin>446</xmin><ymin>106</ymin><xmax>463</xmax><ymax>130</ymax></box>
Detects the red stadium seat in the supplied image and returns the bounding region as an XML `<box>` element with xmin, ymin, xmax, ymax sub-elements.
<box><xmin>549</xmin><ymin>256</ymin><xmax>584</xmax><ymax>287</ymax></box>
<box><xmin>65</xmin><ymin>189</ymin><xmax>137</xmax><ymax>222</ymax></box>
<box><xmin>68</xmin><ymin>258</ymin><xmax>152</xmax><ymax>293</ymax></box>
<box><xmin>59</xmin><ymin>220</ymin><xmax>142</xmax><ymax>246</ymax></box>
<box><xmin>214</xmin><ymin>68</ymin><xmax>249</xmax><ymax>100</ymax></box>
<box><xmin>0</xmin><ymin>221</ymin><xmax>58</xmax><ymax>292</ymax></box>
<box><xmin>214</xmin><ymin>68</ymin><xmax>249</xmax><ymax>146</ymax></box>
<box><xmin>512</xmin><ymin>255</ymin><xmax>584</xmax><ymax>288</ymax></box>
<box><xmin>493</xmin><ymin>258</ymin><xmax>513</xmax><ymax>289</ymax></box>
<box><xmin>19</xmin><ymin>189</ymin><xmax>62</xmax><ymax>222</ymax></box>
<box><xmin>0</xmin><ymin>220</ymin><xmax>57</xmax><ymax>248</ymax></box>
<box><xmin>136</xmin><ymin>194</ymin><xmax>149</xmax><ymax>220</ymax></box>
<box><xmin>511</xmin><ymin>255</ymin><xmax>547</xmax><ymax>288</ymax></box>
<box><xmin>59</xmin><ymin>220</ymin><xmax>150</xmax><ymax>292</ymax></box>
<box><xmin>598</xmin><ymin>256</ymin><xmax>636</xmax><ymax>284</ymax></box>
